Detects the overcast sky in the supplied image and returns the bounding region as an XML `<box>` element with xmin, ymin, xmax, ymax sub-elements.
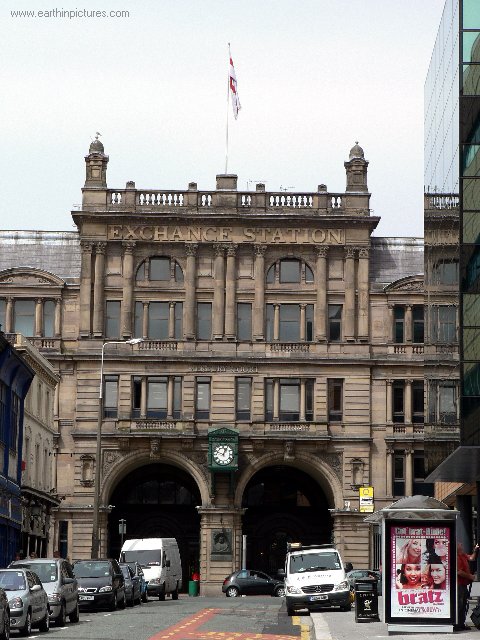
<box><xmin>2</xmin><ymin>0</ymin><xmax>445</xmax><ymax>237</ymax></box>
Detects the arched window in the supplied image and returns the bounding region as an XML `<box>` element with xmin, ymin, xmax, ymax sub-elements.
<box><xmin>136</xmin><ymin>257</ymin><xmax>184</xmax><ymax>283</ymax></box>
<box><xmin>266</xmin><ymin>258</ymin><xmax>314</xmax><ymax>284</ymax></box>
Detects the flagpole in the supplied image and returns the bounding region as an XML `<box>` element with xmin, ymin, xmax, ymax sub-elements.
<box><xmin>225</xmin><ymin>43</ymin><xmax>231</xmax><ymax>174</ymax></box>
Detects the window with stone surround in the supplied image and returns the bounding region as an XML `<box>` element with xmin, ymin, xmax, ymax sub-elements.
<box><xmin>195</xmin><ymin>377</ymin><xmax>211</xmax><ymax>420</ymax></box>
<box><xmin>431</xmin><ymin>259</ymin><xmax>458</xmax><ymax>285</ymax></box>
<box><xmin>412</xmin><ymin>381</ymin><xmax>424</xmax><ymax>423</ymax></box>
<box><xmin>266</xmin><ymin>258</ymin><xmax>314</xmax><ymax>284</ymax></box>
<box><xmin>265</xmin><ymin>304</ymin><xmax>314</xmax><ymax>341</ymax></box>
<box><xmin>265</xmin><ymin>378</ymin><xmax>314</xmax><ymax>421</ymax></box>
<box><xmin>428</xmin><ymin>380</ymin><xmax>458</xmax><ymax>424</ymax></box>
<box><xmin>328</xmin><ymin>304</ymin><xmax>342</xmax><ymax>341</ymax></box>
<box><xmin>412</xmin><ymin>306</ymin><xmax>424</xmax><ymax>343</ymax></box>
<box><xmin>0</xmin><ymin>298</ymin><xmax>59</xmax><ymax>338</ymax></box>
<box><xmin>392</xmin><ymin>382</ymin><xmax>405</xmax><ymax>422</ymax></box>
<box><xmin>135</xmin><ymin>256</ymin><xmax>184</xmax><ymax>283</ymax></box>
<box><xmin>105</xmin><ymin>301</ymin><xmax>121</xmax><ymax>339</ymax></box>
<box><xmin>430</xmin><ymin>305</ymin><xmax>457</xmax><ymax>342</ymax></box>
<box><xmin>104</xmin><ymin>375</ymin><xmax>119</xmax><ymax>418</ymax></box>
<box><xmin>236</xmin><ymin>377</ymin><xmax>252</xmax><ymax>420</ymax></box>
<box><xmin>134</xmin><ymin>301</ymin><xmax>183</xmax><ymax>339</ymax></box>
<box><xmin>394</xmin><ymin>306</ymin><xmax>405</xmax><ymax>343</ymax></box>
<box><xmin>327</xmin><ymin>379</ymin><xmax>343</xmax><ymax>422</ymax></box>
<box><xmin>393</xmin><ymin>454</ymin><xmax>405</xmax><ymax>496</ymax></box>
<box><xmin>13</xmin><ymin>300</ymin><xmax>35</xmax><ymax>336</ymax></box>
<box><xmin>237</xmin><ymin>303</ymin><xmax>252</xmax><ymax>341</ymax></box>
<box><xmin>131</xmin><ymin>376</ymin><xmax>182</xmax><ymax>420</ymax></box>
<box><xmin>196</xmin><ymin>303</ymin><xmax>212</xmax><ymax>340</ymax></box>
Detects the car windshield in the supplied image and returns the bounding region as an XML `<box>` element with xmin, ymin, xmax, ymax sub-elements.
<box><xmin>122</xmin><ymin>550</ymin><xmax>161</xmax><ymax>566</ymax></box>
<box><xmin>120</xmin><ymin>566</ymin><xmax>131</xmax><ymax>579</ymax></box>
<box><xmin>73</xmin><ymin>562</ymin><xmax>111</xmax><ymax>578</ymax></box>
<box><xmin>289</xmin><ymin>552</ymin><xmax>341</xmax><ymax>574</ymax></box>
<box><xmin>13</xmin><ymin>562</ymin><xmax>57</xmax><ymax>583</ymax></box>
<box><xmin>0</xmin><ymin>571</ymin><xmax>26</xmax><ymax>591</ymax></box>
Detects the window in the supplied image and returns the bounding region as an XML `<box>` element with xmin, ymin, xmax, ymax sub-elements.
<box><xmin>148</xmin><ymin>302</ymin><xmax>169</xmax><ymax>339</ymax></box>
<box><xmin>432</xmin><ymin>260</ymin><xmax>458</xmax><ymax>285</ymax></box>
<box><xmin>428</xmin><ymin>381</ymin><xmax>457</xmax><ymax>424</ymax></box>
<box><xmin>279</xmin><ymin>305</ymin><xmax>300</xmax><ymax>341</ymax></box>
<box><xmin>134</xmin><ymin>302</ymin><xmax>143</xmax><ymax>338</ymax></box>
<box><xmin>412</xmin><ymin>381</ymin><xmax>424</xmax><ymax>423</ymax></box>
<box><xmin>392</xmin><ymin>382</ymin><xmax>405</xmax><ymax>423</ymax></box>
<box><xmin>394</xmin><ymin>306</ymin><xmax>405</xmax><ymax>343</ymax></box>
<box><xmin>104</xmin><ymin>376</ymin><xmax>118</xmax><ymax>418</ymax></box>
<box><xmin>280</xmin><ymin>259</ymin><xmax>301</xmax><ymax>283</ymax></box>
<box><xmin>431</xmin><ymin>306</ymin><xmax>457</xmax><ymax>342</ymax></box>
<box><xmin>10</xmin><ymin>393</ymin><xmax>20</xmax><ymax>450</ymax></box>
<box><xmin>266</xmin><ymin>304</ymin><xmax>314</xmax><ymax>342</ymax></box>
<box><xmin>236</xmin><ymin>378</ymin><xmax>251</xmax><ymax>420</ymax></box>
<box><xmin>14</xmin><ymin>300</ymin><xmax>35</xmax><ymax>336</ymax></box>
<box><xmin>105</xmin><ymin>301</ymin><xmax>121</xmax><ymax>339</ymax></box>
<box><xmin>197</xmin><ymin>303</ymin><xmax>212</xmax><ymax>340</ymax></box>
<box><xmin>147</xmin><ymin>377</ymin><xmax>168</xmax><ymax>418</ymax></box>
<box><xmin>195</xmin><ymin>377</ymin><xmax>211</xmax><ymax>420</ymax></box>
<box><xmin>266</xmin><ymin>259</ymin><xmax>314</xmax><ymax>284</ymax></box>
<box><xmin>412</xmin><ymin>306</ymin><xmax>424</xmax><ymax>343</ymax></box>
<box><xmin>328</xmin><ymin>379</ymin><xmax>343</xmax><ymax>422</ymax></box>
<box><xmin>136</xmin><ymin>257</ymin><xmax>183</xmax><ymax>283</ymax></box>
<box><xmin>394</xmin><ymin>454</ymin><xmax>405</xmax><ymax>496</ymax></box>
<box><xmin>413</xmin><ymin>453</ymin><xmax>434</xmax><ymax>496</ymax></box>
<box><xmin>174</xmin><ymin>302</ymin><xmax>183</xmax><ymax>339</ymax></box>
<box><xmin>237</xmin><ymin>303</ymin><xmax>252</xmax><ymax>341</ymax></box>
<box><xmin>132</xmin><ymin>376</ymin><xmax>182</xmax><ymax>419</ymax></box>
<box><xmin>265</xmin><ymin>378</ymin><xmax>314</xmax><ymax>421</ymax></box>
<box><xmin>328</xmin><ymin>304</ymin><xmax>342</xmax><ymax>341</ymax></box>
<box><xmin>43</xmin><ymin>301</ymin><xmax>55</xmax><ymax>338</ymax></box>
<box><xmin>150</xmin><ymin>257</ymin><xmax>170</xmax><ymax>281</ymax></box>
<box><xmin>132</xmin><ymin>376</ymin><xmax>142</xmax><ymax>418</ymax></box>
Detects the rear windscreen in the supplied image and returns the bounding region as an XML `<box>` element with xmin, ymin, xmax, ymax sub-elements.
<box><xmin>122</xmin><ymin>550</ymin><xmax>161</xmax><ymax>566</ymax></box>
<box><xmin>289</xmin><ymin>552</ymin><xmax>341</xmax><ymax>574</ymax></box>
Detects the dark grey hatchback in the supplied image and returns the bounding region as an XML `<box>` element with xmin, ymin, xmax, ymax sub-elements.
<box><xmin>222</xmin><ymin>570</ymin><xmax>285</xmax><ymax>598</ymax></box>
<box><xmin>73</xmin><ymin>560</ymin><xmax>126</xmax><ymax>611</ymax></box>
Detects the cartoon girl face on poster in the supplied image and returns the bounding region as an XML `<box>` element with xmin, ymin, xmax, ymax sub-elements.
<box><xmin>390</xmin><ymin>525</ymin><xmax>451</xmax><ymax>619</ymax></box>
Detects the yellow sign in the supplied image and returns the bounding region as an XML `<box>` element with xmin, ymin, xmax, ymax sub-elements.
<box><xmin>359</xmin><ymin>486</ymin><xmax>374</xmax><ymax>513</ymax></box>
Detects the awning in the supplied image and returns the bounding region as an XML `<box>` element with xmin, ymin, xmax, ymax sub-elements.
<box><xmin>425</xmin><ymin>446</ymin><xmax>480</xmax><ymax>483</ymax></box>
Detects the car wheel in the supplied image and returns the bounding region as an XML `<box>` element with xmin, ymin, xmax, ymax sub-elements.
<box><xmin>38</xmin><ymin>610</ymin><xmax>50</xmax><ymax>633</ymax></box>
<box><xmin>141</xmin><ymin>591</ymin><xmax>148</xmax><ymax>603</ymax></box>
<box><xmin>109</xmin><ymin>592</ymin><xmax>118</xmax><ymax>612</ymax></box>
<box><xmin>118</xmin><ymin>592</ymin><xmax>126</xmax><ymax>610</ymax></box>
<box><xmin>127</xmin><ymin>593</ymin><xmax>134</xmax><ymax>607</ymax></box>
<box><xmin>158</xmin><ymin>586</ymin><xmax>166</xmax><ymax>601</ymax></box>
<box><xmin>55</xmin><ymin>604</ymin><xmax>66</xmax><ymax>627</ymax></box>
<box><xmin>225</xmin><ymin>586</ymin><xmax>240</xmax><ymax>598</ymax></box>
<box><xmin>274</xmin><ymin>585</ymin><xmax>285</xmax><ymax>598</ymax></box>
<box><xmin>69</xmin><ymin>603</ymin><xmax>80</xmax><ymax>623</ymax></box>
<box><xmin>171</xmin><ymin>584</ymin><xmax>179</xmax><ymax>600</ymax></box>
<box><xmin>341</xmin><ymin>603</ymin><xmax>352</xmax><ymax>612</ymax></box>
<box><xmin>19</xmin><ymin>610</ymin><xmax>32</xmax><ymax>637</ymax></box>
<box><xmin>0</xmin><ymin>610</ymin><xmax>10</xmax><ymax>640</ymax></box>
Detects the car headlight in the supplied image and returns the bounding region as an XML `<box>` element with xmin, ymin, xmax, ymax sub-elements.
<box><xmin>334</xmin><ymin>581</ymin><xmax>349</xmax><ymax>591</ymax></box>
<box><xmin>149</xmin><ymin>579</ymin><xmax>160</xmax><ymax>585</ymax></box>
<box><xmin>9</xmin><ymin>597</ymin><xmax>23</xmax><ymax>609</ymax></box>
<box><xmin>286</xmin><ymin>585</ymin><xmax>302</xmax><ymax>594</ymax></box>
<box><xmin>99</xmin><ymin>585</ymin><xmax>113</xmax><ymax>592</ymax></box>
<box><xmin>48</xmin><ymin>593</ymin><xmax>62</xmax><ymax>604</ymax></box>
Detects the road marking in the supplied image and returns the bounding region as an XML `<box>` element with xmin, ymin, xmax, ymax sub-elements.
<box><xmin>310</xmin><ymin>613</ymin><xmax>332</xmax><ymax>640</ymax></box>
<box><xmin>291</xmin><ymin>616</ymin><xmax>311</xmax><ymax>640</ymax></box>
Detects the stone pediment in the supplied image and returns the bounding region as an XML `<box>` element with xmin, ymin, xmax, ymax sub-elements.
<box><xmin>0</xmin><ymin>267</ymin><xmax>65</xmax><ymax>288</ymax></box>
<box><xmin>384</xmin><ymin>275</ymin><xmax>423</xmax><ymax>293</ymax></box>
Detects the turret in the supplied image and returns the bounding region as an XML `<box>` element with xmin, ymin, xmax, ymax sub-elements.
<box><xmin>84</xmin><ymin>134</ymin><xmax>109</xmax><ymax>188</ymax></box>
<box><xmin>344</xmin><ymin>142</ymin><xmax>368</xmax><ymax>192</ymax></box>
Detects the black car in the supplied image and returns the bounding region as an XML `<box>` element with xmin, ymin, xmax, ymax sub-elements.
<box><xmin>73</xmin><ymin>559</ymin><xmax>126</xmax><ymax>611</ymax></box>
<box><xmin>119</xmin><ymin>564</ymin><xmax>141</xmax><ymax>607</ymax></box>
<box><xmin>222</xmin><ymin>570</ymin><xmax>285</xmax><ymax>597</ymax></box>
<box><xmin>0</xmin><ymin>587</ymin><xmax>9</xmax><ymax>640</ymax></box>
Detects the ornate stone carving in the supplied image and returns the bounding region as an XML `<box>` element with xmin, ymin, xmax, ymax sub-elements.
<box><xmin>122</xmin><ymin>241</ymin><xmax>136</xmax><ymax>254</ymax></box>
<box><xmin>95</xmin><ymin>242</ymin><xmax>107</xmax><ymax>254</ymax></box>
<box><xmin>358</xmin><ymin>248</ymin><xmax>370</xmax><ymax>259</ymax></box>
<box><xmin>150</xmin><ymin>438</ymin><xmax>161</xmax><ymax>458</ymax></box>
<box><xmin>315</xmin><ymin>246</ymin><xmax>329</xmax><ymax>258</ymax></box>
<box><xmin>181</xmin><ymin>438</ymin><xmax>194</xmax><ymax>451</ymax></box>
<box><xmin>80</xmin><ymin>454</ymin><xmax>94</xmax><ymax>487</ymax></box>
<box><xmin>102</xmin><ymin>450</ymin><xmax>121</xmax><ymax>478</ymax></box>
<box><xmin>226</xmin><ymin>244</ymin><xmax>238</xmax><ymax>257</ymax></box>
<box><xmin>80</xmin><ymin>241</ymin><xmax>94</xmax><ymax>253</ymax></box>
<box><xmin>185</xmin><ymin>243</ymin><xmax>198</xmax><ymax>257</ymax></box>
<box><xmin>213</xmin><ymin>243</ymin><xmax>225</xmax><ymax>257</ymax></box>
<box><xmin>118</xmin><ymin>437</ymin><xmax>130</xmax><ymax>453</ymax></box>
<box><xmin>315</xmin><ymin>451</ymin><xmax>342</xmax><ymax>480</ymax></box>
<box><xmin>345</xmin><ymin>246</ymin><xmax>356</xmax><ymax>259</ymax></box>
<box><xmin>284</xmin><ymin>440</ymin><xmax>295</xmax><ymax>461</ymax></box>
<box><xmin>254</xmin><ymin>244</ymin><xmax>267</xmax><ymax>257</ymax></box>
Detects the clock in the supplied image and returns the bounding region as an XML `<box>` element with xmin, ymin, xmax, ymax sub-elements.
<box><xmin>213</xmin><ymin>444</ymin><xmax>234</xmax><ymax>466</ymax></box>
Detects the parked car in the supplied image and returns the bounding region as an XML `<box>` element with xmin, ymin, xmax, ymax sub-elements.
<box><xmin>346</xmin><ymin>569</ymin><xmax>382</xmax><ymax>595</ymax></box>
<box><xmin>73</xmin><ymin>559</ymin><xmax>126</xmax><ymax>611</ymax></box>
<box><xmin>0</xmin><ymin>587</ymin><xmax>10</xmax><ymax>640</ymax></box>
<box><xmin>222</xmin><ymin>570</ymin><xmax>285</xmax><ymax>598</ymax></box>
<box><xmin>124</xmin><ymin>562</ymin><xmax>148</xmax><ymax>603</ymax></box>
<box><xmin>0</xmin><ymin>568</ymin><xmax>49</xmax><ymax>636</ymax></box>
<box><xmin>119</xmin><ymin>563</ymin><xmax>141</xmax><ymax>607</ymax></box>
<box><xmin>10</xmin><ymin>558</ymin><xmax>79</xmax><ymax>626</ymax></box>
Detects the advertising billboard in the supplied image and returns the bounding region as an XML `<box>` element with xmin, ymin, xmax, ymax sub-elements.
<box><xmin>385</xmin><ymin>521</ymin><xmax>456</xmax><ymax>625</ymax></box>
<box><xmin>359</xmin><ymin>486</ymin><xmax>374</xmax><ymax>513</ymax></box>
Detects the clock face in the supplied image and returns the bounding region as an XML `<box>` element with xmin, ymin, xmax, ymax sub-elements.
<box><xmin>213</xmin><ymin>444</ymin><xmax>234</xmax><ymax>466</ymax></box>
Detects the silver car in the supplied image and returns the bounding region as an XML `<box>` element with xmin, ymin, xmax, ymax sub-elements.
<box><xmin>0</xmin><ymin>568</ymin><xmax>49</xmax><ymax>636</ymax></box>
<box><xmin>10</xmin><ymin>559</ymin><xmax>79</xmax><ymax>626</ymax></box>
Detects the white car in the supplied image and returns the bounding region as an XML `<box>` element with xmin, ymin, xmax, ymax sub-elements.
<box><xmin>0</xmin><ymin>568</ymin><xmax>49</xmax><ymax>636</ymax></box>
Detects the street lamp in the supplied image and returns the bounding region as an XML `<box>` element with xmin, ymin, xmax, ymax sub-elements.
<box><xmin>91</xmin><ymin>338</ymin><xmax>143</xmax><ymax>559</ymax></box>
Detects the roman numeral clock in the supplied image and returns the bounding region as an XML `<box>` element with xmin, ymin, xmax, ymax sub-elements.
<box><xmin>208</xmin><ymin>427</ymin><xmax>238</xmax><ymax>495</ymax></box>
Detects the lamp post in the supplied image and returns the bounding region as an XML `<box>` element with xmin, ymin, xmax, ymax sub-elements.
<box><xmin>91</xmin><ymin>338</ymin><xmax>143</xmax><ymax>559</ymax></box>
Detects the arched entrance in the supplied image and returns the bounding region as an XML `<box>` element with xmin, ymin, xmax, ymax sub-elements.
<box><xmin>108</xmin><ymin>463</ymin><xmax>201</xmax><ymax>589</ymax></box>
<box><xmin>241</xmin><ymin>465</ymin><xmax>332</xmax><ymax>575</ymax></box>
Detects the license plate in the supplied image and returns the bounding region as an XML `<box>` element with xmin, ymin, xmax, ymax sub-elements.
<box><xmin>79</xmin><ymin>595</ymin><xmax>94</xmax><ymax>601</ymax></box>
<box><xmin>310</xmin><ymin>594</ymin><xmax>328</xmax><ymax>601</ymax></box>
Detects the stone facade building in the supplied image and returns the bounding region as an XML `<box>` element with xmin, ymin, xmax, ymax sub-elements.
<box><xmin>0</xmin><ymin>140</ymin><xmax>435</xmax><ymax>593</ymax></box>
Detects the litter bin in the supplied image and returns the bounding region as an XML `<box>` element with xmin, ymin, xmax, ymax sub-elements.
<box><xmin>354</xmin><ymin>578</ymin><xmax>379</xmax><ymax>622</ymax></box>
<box><xmin>188</xmin><ymin>580</ymin><xmax>199</xmax><ymax>597</ymax></box>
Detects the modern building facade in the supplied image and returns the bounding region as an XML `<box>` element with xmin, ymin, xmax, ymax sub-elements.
<box><xmin>0</xmin><ymin>140</ymin><xmax>432</xmax><ymax>592</ymax></box>
<box><xmin>0</xmin><ymin>331</ymin><xmax>34</xmax><ymax>566</ymax></box>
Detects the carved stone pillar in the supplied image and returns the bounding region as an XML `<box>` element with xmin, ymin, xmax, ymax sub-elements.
<box><xmin>405</xmin><ymin>379</ymin><xmax>412</xmax><ymax>424</ymax></box>
<box><xmin>387</xmin><ymin>304</ymin><xmax>394</xmax><ymax>342</ymax></box>
<box><xmin>273</xmin><ymin>379</ymin><xmax>280</xmax><ymax>420</ymax></box>
<box><xmin>35</xmin><ymin>299</ymin><xmax>43</xmax><ymax>337</ymax></box>
<box><xmin>213</xmin><ymin>244</ymin><xmax>226</xmax><ymax>340</ymax></box>
<box><xmin>315</xmin><ymin>246</ymin><xmax>328</xmax><ymax>341</ymax></box>
<box><xmin>92</xmin><ymin>242</ymin><xmax>106</xmax><ymax>337</ymax></box>
<box><xmin>54</xmin><ymin>299</ymin><xmax>62</xmax><ymax>337</ymax></box>
<box><xmin>405</xmin><ymin>305</ymin><xmax>412</xmax><ymax>343</ymax></box>
<box><xmin>405</xmin><ymin>445</ymin><xmax>413</xmax><ymax>495</ymax></box>
<box><xmin>273</xmin><ymin>304</ymin><xmax>280</xmax><ymax>341</ymax></box>
<box><xmin>5</xmin><ymin>297</ymin><xmax>13</xmax><ymax>333</ymax></box>
<box><xmin>142</xmin><ymin>302</ymin><xmax>149</xmax><ymax>339</ymax></box>
<box><xmin>386</xmin><ymin>379</ymin><xmax>393</xmax><ymax>424</ymax></box>
<box><xmin>253</xmin><ymin>245</ymin><xmax>267</xmax><ymax>340</ymax></box>
<box><xmin>140</xmin><ymin>377</ymin><xmax>147</xmax><ymax>418</ymax></box>
<box><xmin>79</xmin><ymin>241</ymin><xmax>93</xmax><ymax>336</ymax></box>
<box><xmin>167</xmin><ymin>377</ymin><xmax>174</xmax><ymax>419</ymax></box>
<box><xmin>344</xmin><ymin>246</ymin><xmax>356</xmax><ymax>341</ymax></box>
<box><xmin>224</xmin><ymin>245</ymin><xmax>237</xmax><ymax>339</ymax></box>
<box><xmin>357</xmin><ymin>247</ymin><xmax>369</xmax><ymax>340</ymax></box>
<box><xmin>168</xmin><ymin>302</ymin><xmax>175</xmax><ymax>339</ymax></box>
<box><xmin>184</xmin><ymin>244</ymin><xmax>198</xmax><ymax>340</ymax></box>
<box><xmin>300</xmin><ymin>304</ymin><xmax>306</xmax><ymax>341</ymax></box>
<box><xmin>300</xmin><ymin>379</ymin><xmax>306</xmax><ymax>421</ymax></box>
<box><xmin>121</xmin><ymin>241</ymin><xmax>136</xmax><ymax>338</ymax></box>
<box><xmin>386</xmin><ymin>446</ymin><xmax>394</xmax><ymax>497</ymax></box>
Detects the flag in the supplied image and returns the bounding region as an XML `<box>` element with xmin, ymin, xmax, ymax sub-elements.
<box><xmin>229</xmin><ymin>49</ymin><xmax>241</xmax><ymax>119</ymax></box>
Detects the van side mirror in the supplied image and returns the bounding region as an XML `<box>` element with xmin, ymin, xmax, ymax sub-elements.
<box><xmin>166</xmin><ymin>559</ymin><xmax>170</xmax><ymax>568</ymax></box>
<box><xmin>345</xmin><ymin>562</ymin><xmax>353</xmax><ymax>573</ymax></box>
<box><xmin>277</xmin><ymin>569</ymin><xmax>285</xmax><ymax>578</ymax></box>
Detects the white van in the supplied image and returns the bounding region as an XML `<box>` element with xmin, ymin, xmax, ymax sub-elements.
<box><xmin>119</xmin><ymin>538</ymin><xmax>182</xmax><ymax>600</ymax></box>
<box><xmin>284</xmin><ymin>543</ymin><xmax>350</xmax><ymax>616</ymax></box>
